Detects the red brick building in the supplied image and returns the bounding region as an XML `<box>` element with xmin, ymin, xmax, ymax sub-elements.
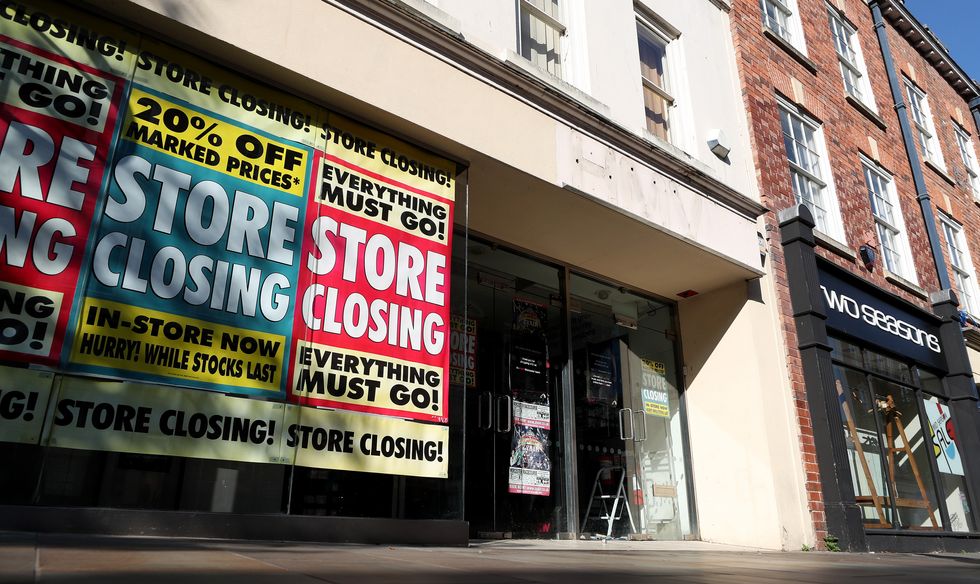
<box><xmin>731</xmin><ymin>0</ymin><xmax>980</xmax><ymax>552</ymax></box>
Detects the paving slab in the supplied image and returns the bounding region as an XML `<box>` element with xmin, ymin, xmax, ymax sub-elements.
<box><xmin>1</xmin><ymin>533</ymin><xmax>980</xmax><ymax>584</ymax></box>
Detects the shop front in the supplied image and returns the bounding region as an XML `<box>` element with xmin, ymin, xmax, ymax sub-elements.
<box><xmin>780</xmin><ymin>206</ymin><xmax>980</xmax><ymax>552</ymax></box>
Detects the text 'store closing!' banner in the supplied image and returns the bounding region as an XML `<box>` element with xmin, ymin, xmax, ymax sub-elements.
<box><xmin>0</xmin><ymin>1</ymin><xmax>133</xmax><ymax>366</ymax></box>
<box><xmin>291</xmin><ymin>116</ymin><xmax>455</xmax><ymax>423</ymax></box>
<box><xmin>69</xmin><ymin>38</ymin><xmax>318</xmax><ymax>398</ymax></box>
<box><xmin>0</xmin><ymin>1</ymin><xmax>458</xmax><ymax>479</ymax></box>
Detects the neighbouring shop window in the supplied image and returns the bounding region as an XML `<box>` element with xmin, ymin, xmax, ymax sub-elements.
<box><xmin>831</xmin><ymin>337</ymin><xmax>976</xmax><ymax>532</ymax></box>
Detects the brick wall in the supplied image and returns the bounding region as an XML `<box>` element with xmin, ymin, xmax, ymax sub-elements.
<box><xmin>730</xmin><ymin>0</ymin><xmax>980</xmax><ymax>547</ymax></box>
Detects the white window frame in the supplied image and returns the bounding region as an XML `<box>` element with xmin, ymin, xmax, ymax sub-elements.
<box><xmin>778</xmin><ymin>99</ymin><xmax>845</xmax><ymax>241</ymax></box>
<box><xmin>760</xmin><ymin>0</ymin><xmax>807</xmax><ymax>53</ymax></box>
<box><xmin>518</xmin><ymin>0</ymin><xmax>566</xmax><ymax>79</ymax></box>
<box><xmin>953</xmin><ymin>125</ymin><xmax>980</xmax><ymax>199</ymax></box>
<box><xmin>940</xmin><ymin>213</ymin><xmax>980</xmax><ymax>317</ymax></box>
<box><xmin>904</xmin><ymin>79</ymin><xmax>946</xmax><ymax>170</ymax></box>
<box><xmin>862</xmin><ymin>158</ymin><xmax>916</xmax><ymax>282</ymax></box>
<box><xmin>827</xmin><ymin>6</ymin><xmax>875</xmax><ymax>111</ymax></box>
<box><xmin>636</xmin><ymin>13</ymin><xmax>675</xmax><ymax>143</ymax></box>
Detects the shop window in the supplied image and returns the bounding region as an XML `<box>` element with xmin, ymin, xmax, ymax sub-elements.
<box><xmin>518</xmin><ymin>0</ymin><xmax>565</xmax><ymax>78</ymax></box>
<box><xmin>636</xmin><ymin>16</ymin><xmax>674</xmax><ymax>142</ymax></box>
<box><xmin>939</xmin><ymin>213</ymin><xmax>980</xmax><ymax>317</ymax></box>
<box><xmin>905</xmin><ymin>79</ymin><xmax>946</xmax><ymax>171</ymax></box>
<box><xmin>953</xmin><ymin>125</ymin><xmax>980</xmax><ymax>200</ymax></box>
<box><xmin>921</xmin><ymin>381</ymin><xmax>975</xmax><ymax>532</ymax></box>
<box><xmin>828</xmin><ymin>6</ymin><xmax>875</xmax><ymax>111</ymax></box>
<box><xmin>831</xmin><ymin>338</ymin><xmax>976</xmax><ymax>532</ymax></box>
<box><xmin>761</xmin><ymin>0</ymin><xmax>806</xmax><ymax>52</ymax></box>
<box><xmin>779</xmin><ymin>101</ymin><xmax>846</xmax><ymax>241</ymax></box>
<box><xmin>863</xmin><ymin>160</ymin><xmax>916</xmax><ymax>282</ymax></box>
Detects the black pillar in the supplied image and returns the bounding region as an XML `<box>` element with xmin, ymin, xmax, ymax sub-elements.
<box><xmin>779</xmin><ymin>205</ymin><xmax>867</xmax><ymax>551</ymax></box>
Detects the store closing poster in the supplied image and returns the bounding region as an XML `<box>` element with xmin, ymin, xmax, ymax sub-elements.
<box><xmin>0</xmin><ymin>1</ymin><xmax>133</xmax><ymax>367</ymax></box>
<box><xmin>290</xmin><ymin>115</ymin><xmax>455</xmax><ymax>425</ymax></box>
<box><xmin>509</xmin><ymin>298</ymin><xmax>551</xmax><ymax>496</ymax></box>
<box><xmin>68</xmin><ymin>38</ymin><xmax>318</xmax><ymax>398</ymax></box>
<box><xmin>0</xmin><ymin>1</ymin><xmax>459</xmax><ymax>480</ymax></box>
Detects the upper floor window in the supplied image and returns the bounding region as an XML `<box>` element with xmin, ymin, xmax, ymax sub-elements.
<box><xmin>828</xmin><ymin>7</ymin><xmax>874</xmax><ymax>110</ymax></box>
<box><xmin>939</xmin><ymin>213</ymin><xmax>980</xmax><ymax>316</ymax></box>
<box><xmin>905</xmin><ymin>80</ymin><xmax>945</xmax><ymax>170</ymax></box>
<box><xmin>954</xmin><ymin>125</ymin><xmax>980</xmax><ymax>199</ymax></box>
<box><xmin>761</xmin><ymin>0</ymin><xmax>806</xmax><ymax>52</ymax></box>
<box><xmin>779</xmin><ymin>101</ymin><xmax>844</xmax><ymax>239</ymax></box>
<box><xmin>636</xmin><ymin>17</ymin><xmax>673</xmax><ymax>142</ymax></box>
<box><xmin>863</xmin><ymin>160</ymin><xmax>915</xmax><ymax>281</ymax></box>
<box><xmin>518</xmin><ymin>0</ymin><xmax>565</xmax><ymax>78</ymax></box>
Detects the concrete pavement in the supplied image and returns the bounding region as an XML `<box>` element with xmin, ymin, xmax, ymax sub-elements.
<box><xmin>2</xmin><ymin>532</ymin><xmax>979</xmax><ymax>583</ymax></box>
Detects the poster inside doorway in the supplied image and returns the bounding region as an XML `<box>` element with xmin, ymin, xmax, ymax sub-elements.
<box><xmin>508</xmin><ymin>298</ymin><xmax>551</xmax><ymax>496</ymax></box>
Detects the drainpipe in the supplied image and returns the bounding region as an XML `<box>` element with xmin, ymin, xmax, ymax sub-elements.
<box><xmin>868</xmin><ymin>0</ymin><xmax>951</xmax><ymax>291</ymax></box>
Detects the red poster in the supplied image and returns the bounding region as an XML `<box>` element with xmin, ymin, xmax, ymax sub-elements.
<box><xmin>0</xmin><ymin>37</ymin><xmax>124</xmax><ymax>366</ymax></box>
<box><xmin>289</xmin><ymin>117</ymin><xmax>455</xmax><ymax>423</ymax></box>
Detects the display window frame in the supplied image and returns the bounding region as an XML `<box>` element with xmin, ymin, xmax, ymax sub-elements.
<box><xmin>828</xmin><ymin>333</ymin><xmax>980</xmax><ymax>535</ymax></box>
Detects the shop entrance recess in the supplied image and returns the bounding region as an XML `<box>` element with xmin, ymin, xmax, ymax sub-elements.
<box><xmin>455</xmin><ymin>239</ymin><xmax>568</xmax><ymax>537</ymax></box>
<box><xmin>570</xmin><ymin>274</ymin><xmax>692</xmax><ymax>540</ymax></box>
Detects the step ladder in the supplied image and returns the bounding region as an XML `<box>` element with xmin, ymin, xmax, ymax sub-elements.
<box><xmin>580</xmin><ymin>465</ymin><xmax>635</xmax><ymax>538</ymax></box>
<box><xmin>838</xmin><ymin>381</ymin><xmax>939</xmax><ymax>529</ymax></box>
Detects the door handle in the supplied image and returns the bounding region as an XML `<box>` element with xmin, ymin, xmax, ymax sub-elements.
<box><xmin>496</xmin><ymin>395</ymin><xmax>513</xmax><ymax>433</ymax></box>
<box><xmin>618</xmin><ymin>408</ymin><xmax>634</xmax><ymax>440</ymax></box>
<box><xmin>478</xmin><ymin>392</ymin><xmax>493</xmax><ymax>430</ymax></box>
<box><xmin>634</xmin><ymin>410</ymin><xmax>648</xmax><ymax>442</ymax></box>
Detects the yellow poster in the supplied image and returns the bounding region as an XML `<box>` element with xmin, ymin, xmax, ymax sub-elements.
<box><xmin>0</xmin><ymin>366</ymin><xmax>54</xmax><ymax>444</ymax></box>
<box><xmin>70</xmin><ymin>298</ymin><xmax>285</xmax><ymax>394</ymax></box>
<box><xmin>0</xmin><ymin>0</ymin><xmax>138</xmax><ymax>75</ymax></box>
<box><xmin>45</xmin><ymin>377</ymin><xmax>286</xmax><ymax>464</ymax></box>
<box><xmin>287</xmin><ymin>404</ymin><xmax>448</xmax><ymax>479</ymax></box>
<box><xmin>321</xmin><ymin>114</ymin><xmax>456</xmax><ymax>202</ymax></box>
<box><xmin>42</xmin><ymin>376</ymin><xmax>448</xmax><ymax>478</ymax></box>
<box><xmin>132</xmin><ymin>38</ymin><xmax>319</xmax><ymax>146</ymax></box>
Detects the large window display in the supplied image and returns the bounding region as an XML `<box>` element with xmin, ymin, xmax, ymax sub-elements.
<box><xmin>0</xmin><ymin>0</ymin><xmax>464</xmax><ymax>525</ymax></box>
<box><xmin>831</xmin><ymin>337</ymin><xmax>975</xmax><ymax>532</ymax></box>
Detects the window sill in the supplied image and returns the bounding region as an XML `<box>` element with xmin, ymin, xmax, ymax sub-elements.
<box><xmin>503</xmin><ymin>51</ymin><xmax>610</xmax><ymax>117</ymax></box>
<box><xmin>923</xmin><ymin>158</ymin><xmax>956</xmax><ymax>186</ymax></box>
<box><xmin>814</xmin><ymin>230</ymin><xmax>856</xmax><ymax>260</ymax></box>
<box><xmin>389</xmin><ymin>0</ymin><xmax>463</xmax><ymax>37</ymax></box>
<box><xmin>845</xmin><ymin>95</ymin><xmax>886</xmax><ymax>131</ymax></box>
<box><xmin>884</xmin><ymin>269</ymin><xmax>927</xmax><ymax>299</ymax></box>
<box><xmin>762</xmin><ymin>28</ymin><xmax>818</xmax><ymax>74</ymax></box>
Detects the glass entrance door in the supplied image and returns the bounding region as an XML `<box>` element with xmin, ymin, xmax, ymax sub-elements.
<box><xmin>570</xmin><ymin>273</ymin><xmax>691</xmax><ymax>540</ymax></box>
<box><xmin>454</xmin><ymin>238</ymin><xmax>566</xmax><ymax>537</ymax></box>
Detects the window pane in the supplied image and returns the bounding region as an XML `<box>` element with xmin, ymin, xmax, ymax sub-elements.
<box><xmin>638</xmin><ymin>27</ymin><xmax>667</xmax><ymax>89</ymax></box>
<box><xmin>863</xmin><ymin>348</ymin><xmax>913</xmax><ymax>384</ymax></box>
<box><xmin>868</xmin><ymin>379</ymin><xmax>941</xmax><ymax>529</ymax></box>
<box><xmin>922</xmin><ymin>396</ymin><xmax>976</xmax><ymax>532</ymax></box>
<box><xmin>829</xmin><ymin>336</ymin><xmax>863</xmax><ymax>368</ymax></box>
<box><xmin>835</xmin><ymin>366</ymin><xmax>893</xmax><ymax>527</ymax></box>
<box><xmin>643</xmin><ymin>85</ymin><xmax>669</xmax><ymax>140</ymax></box>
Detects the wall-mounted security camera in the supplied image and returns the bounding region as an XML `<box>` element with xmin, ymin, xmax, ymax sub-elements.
<box><xmin>707</xmin><ymin>129</ymin><xmax>731</xmax><ymax>159</ymax></box>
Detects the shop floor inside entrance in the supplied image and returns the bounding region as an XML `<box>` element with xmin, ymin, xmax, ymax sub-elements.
<box><xmin>4</xmin><ymin>532</ymin><xmax>980</xmax><ymax>583</ymax></box>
